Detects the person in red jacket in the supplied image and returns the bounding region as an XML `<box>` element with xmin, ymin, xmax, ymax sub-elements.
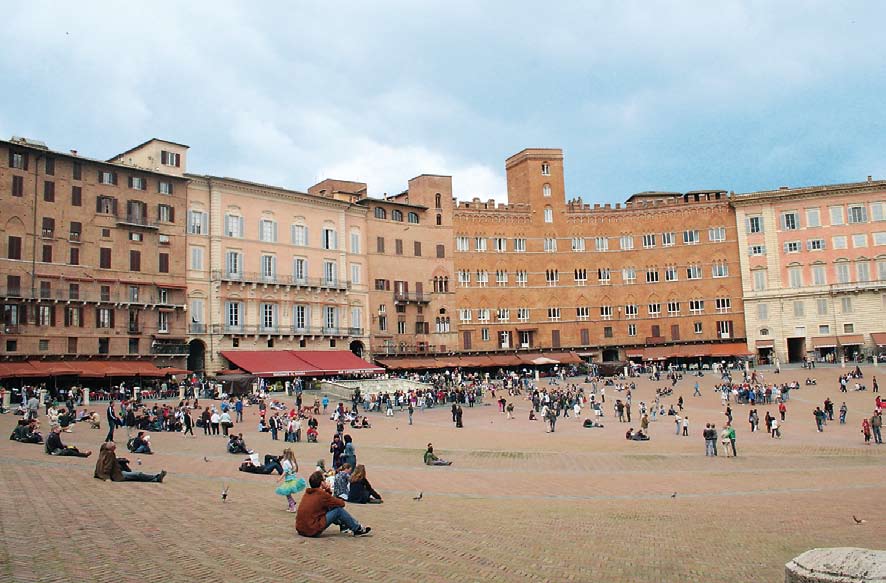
<box><xmin>295</xmin><ymin>471</ymin><xmax>371</xmax><ymax>537</ymax></box>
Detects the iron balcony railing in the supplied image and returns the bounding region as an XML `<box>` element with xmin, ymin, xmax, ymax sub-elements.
<box><xmin>212</xmin><ymin>271</ymin><xmax>351</xmax><ymax>291</ymax></box>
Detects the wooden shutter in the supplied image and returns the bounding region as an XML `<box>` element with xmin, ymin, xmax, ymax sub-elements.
<box><xmin>159</xmin><ymin>253</ymin><xmax>169</xmax><ymax>273</ymax></box>
<box><xmin>64</xmin><ymin>308</ymin><xmax>70</xmax><ymax>327</ymax></box>
<box><xmin>79</xmin><ymin>307</ymin><xmax>84</xmax><ymax>327</ymax></box>
<box><xmin>111</xmin><ymin>172</ymin><xmax>117</xmax><ymax>185</ymax></box>
<box><xmin>551</xmin><ymin>329</ymin><xmax>561</xmax><ymax>348</ymax></box>
<box><xmin>110</xmin><ymin>308</ymin><xmax>115</xmax><ymax>328</ymax></box>
<box><xmin>96</xmin><ymin>196</ymin><xmax>103</xmax><ymax>212</ymax></box>
<box><xmin>22</xmin><ymin>153</ymin><xmax>28</xmax><ymax>170</ymax></box>
<box><xmin>463</xmin><ymin>331</ymin><xmax>472</xmax><ymax>350</ymax></box>
<box><xmin>50</xmin><ymin>306</ymin><xmax>56</xmax><ymax>326</ymax></box>
<box><xmin>127</xmin><ymin>176</ymin><xmax>133</xmax><ymax>188</ymax></box>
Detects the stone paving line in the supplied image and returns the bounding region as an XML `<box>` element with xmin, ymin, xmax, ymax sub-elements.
<box><xmin>0</xmin><ymin>366</ymin><xmax>883</xmax><ymax>582</ymax></box>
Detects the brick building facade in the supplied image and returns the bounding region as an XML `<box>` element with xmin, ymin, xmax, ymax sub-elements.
<box><xmin>0</xmin><ymin>137</ymin><xmax>190</xmax><ymax>370</ymax></box>
<box><xmin>451</xmin><ymin>148</ymin><xmax>747</xmax><ymax>361</ymax></box>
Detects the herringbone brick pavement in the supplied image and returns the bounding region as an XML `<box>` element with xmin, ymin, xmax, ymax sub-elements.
<box><xmin>0</xmin><ymin>365</ymin><xmax>883</xmax><ymax>582</ymax></box>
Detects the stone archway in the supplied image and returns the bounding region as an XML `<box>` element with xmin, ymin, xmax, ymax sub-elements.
<box><xmin>602</xmin><ymin>348</ymin><xmax>620</xmax><ymax>362</ymax></box>
<box><xmin>187</xmin><ymin>339</ymin><xmax>206</xmax><ymax>373</ymax></box>
<box><xmin>349</xmin><ymin>340</ymin><xmax>365</xmax><ymax>358</ymax></box>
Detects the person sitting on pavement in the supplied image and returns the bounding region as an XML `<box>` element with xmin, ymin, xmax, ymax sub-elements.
<box><xmin>129</xmin><ymin>431</ymin><xmax>153</xmax><ymax>454</ymax></box>
<box><xmin>10</xmin><ymin>418</ymin><xmax>44</xmax><ymax>443</ymax></box>
<box><xmin>45</xmin><ymin>426</ymin><xmax>91</xmax><ymax>457</ymax></box>
<box><xmin>583</xmin><ymin>418</ymin><xmax>604</xmax><ymax>428</ymax></box>
<box><xmin>227</xmin><ymin>433</ymin><xmax>253</xmax><ymax>454</ymax></box>
<box><xmin>94</xmin><ymin>441</ymin><xmax>166</xmax><ymax>483</ymax></box>
<box><xmin>424</xmin><ymin>443</ymin><xmax>453</xmax><ymax>466</ymax></box>
<box><xmin>295</xmin><ymin>470</ymin><xmax>371</xmax><ymax>537</ymax></box>
<box><xmin>333</xmin><ymin>463</ymin><xmax>352</xmax><ymax>500</ymax></box>
<box><xmin>347</xmin><ymin>464</ymin><xmax>383</xmax><ymax>504</ymax></box>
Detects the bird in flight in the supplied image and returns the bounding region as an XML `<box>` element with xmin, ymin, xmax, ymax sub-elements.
<box><xmin>413</xmin><ymin>492</ymin><xmax>423</xmax><ymax>501</ymax></box>
<box><xmin>222</xmin><ymin>485</ymin><xmax>229</xmax><ymax>502</ymax></box>
<box><xmin>852</xmin><ymin>515</ymin><xmax>866</xmax><ymax>525</ymax></box>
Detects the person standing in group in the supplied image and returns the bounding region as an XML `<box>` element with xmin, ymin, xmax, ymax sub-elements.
<box><xmin>210</xmin><ymin>409</ymin><xmax>220</xmax><ymax>436</ymax></box>
<box><xmin>407</xmin><ymin>402</ymin><xmax>414</xmax><ymax>425</ymax></box>
<box><xmin>682</xmin><ymin>416</ymin><xmax>689</xmax><ymax>437</ymax></box>
<box><xmin>455</xmin><ymin>405</ymin><xmax>464</xmax><ymax>428</ymax></box>
<box><xmin>276</xmin><ymin>449</ymin><xmax>306</xmax><ymax>512</ymax></box>
<box><xmin>872</xmin><ymin>376</ymin><xmax>879</xmax><ymax>393</ymax></box>
<box><xmin>322</xmin><ymin>395</ymin><xmax>329</xmax><ymax>413</ymax></box>
<box><xmin>871</xmin><ymin>410</ymin><xmax>882</xmax><ymax>445</ymax></box>
<box><xmin>726</xmin><ymin>424</ymin><xmax>736</xmax><ymax>457</ymax></box>
<box><xmin>105</xmin><ymin>400</ymin><xmax>120</xmax><ymax>443</ymax></box>
<box><xmin>330</xmin><ymin>434</ymin><xmax>344</xmax><ymax>470</ymax></box>
<box><xmin>342</xmin><ymin>434</ymin><xmax>357</xmax><ymax>469</ymax></box>
<box><xmin>778</xmin><ymin>401</ymin><xmax>787</xmax><ymax>422</ymax></box>
<box><xmin>235</xmin><ymin>397</ymin><xmax>243</xmax><ymax>423</ymax></box>
<box><xmin>675</xmin><ymin>414</ymin><xmax>682</xmax><ymax>435</ymax></box>
<box><xmin>861</xmin><ymin>418</ymin><xmax>872</xmax><ymax>445</ymax></box>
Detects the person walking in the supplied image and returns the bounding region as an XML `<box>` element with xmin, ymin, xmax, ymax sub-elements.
<box><xmin>235</xmin><ymin>397</ymin><xmax>243</xmax><ymax>423</ymax></box>
<box><xmin>839</xmin><ymin>402</ymin><xmax>848</xmax><ymax>424</ymax></box>
<box><xmin>778</xmin><ymin>401</ymin><xmax>787</xmax><ymax>422</ymax></box>
<box><xmin>407</xmin><ymin>402</ymin><xmax>414</xmax><ymax>425</ymax></box>
<box><xmin>693</xmin><ymin>382</ymin><xmax>701</xmax><ymax>397</ymax></box>
<box><xmin>682</xmin><ymin>416</ymin><xmax>689</xmax><ymax>437</ymax></box>
<box><xmin>104</xmin><ymin>400</ymin><xmax>120</xmax><ymax>443</ymax></box>
<box><xmin>182</xmin><ymin>407</ymin><xmax>194</xmax><ymax>437</ymax></box>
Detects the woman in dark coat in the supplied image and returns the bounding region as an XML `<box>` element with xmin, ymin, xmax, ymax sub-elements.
<box><xmin>348</xmin><ymin>464</ymin><xmax>382</xmax><ymax>504</ymax></box>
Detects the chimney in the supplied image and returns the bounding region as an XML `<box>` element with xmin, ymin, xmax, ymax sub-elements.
<box><xmin>70</xmin><ymin>150</ymin><xmax>78</xmax><ymax>156</ymax></box>
<box><xmin>867</xmin><ymin>175</ymin><xmax>873</xmax><ymax>182</ymax></box>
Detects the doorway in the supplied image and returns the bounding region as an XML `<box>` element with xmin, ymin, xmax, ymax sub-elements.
<box><xmin>786</xmin><ymin>337</ymin><xmax>805</xmax><ymax>363</ymax></box>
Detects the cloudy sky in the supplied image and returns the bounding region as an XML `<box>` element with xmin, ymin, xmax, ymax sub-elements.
<box><xmin>1</xmin><ymin>1</ymin><xmax>884</xmax><ymax>203</ymax></box>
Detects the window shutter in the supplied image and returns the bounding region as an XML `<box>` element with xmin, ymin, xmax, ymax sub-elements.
<box><xmin>168</xmin><ymin>183</ymin><xmax>174</xmax><ymax>195</ymax></box>
<box><xmin>272</xmin><ymin>221</ymin><xmax>277</xmax><ymax>241</ymax></box>
<box><xmin>96</xmin><ymin>196</ymin><xmax>103</xmax><ymax>212</ymax></box>
<box><xmin>7</xmin><ymin>149</ymin><xmax>13</xmax><ymax>167</ymax></box>
<box><xmin>50</xmin><ymin>306</ymin><xmax>56</xmax><ymax>326</ymax></box>
<box><xmin>22</xmin><ymin>153</ymin><xmax>28</xmax><ymax>170</ymax></box>
<box><xmin>305</xmin><ymin>305</ymin><xmax>311</xmax><ymax>328</ymax></box>
<box><xmin>290</xmin><ymin>224</ymin><xmax>296</xmax><ymax>244</ymax></box>
<box><xmin>79</xmin><ymin>308</ymin><xmax>84</xmax><ymax>327</ymax></box>
<box><xmin>111</xmin><ymin>172</ymin><xmax>117</xmax><ymax>185</ymax></box>
<box><xmin>95</xmin><ymin>308</ymin><xmax>101</xmax><ymax>327</ymax></box>
<box><xmin>175</xmin><ymin>153</ymin><xmax>180</xmax><ymax>168</ymax></box>
<box><xmin>238</xmin><ymin>216</ymin><xmax>244</xmax><ymax>237</ymax></box>
<box><xmin>111</xmin><ymin>198</ymin><xmax>118</xmax><ymax>215</ymax></box>
<box><xmin>64</xmin><ymin>308</ymin><xmax>70</xmax><ymax>327</ymax></box>
<box><xmin>110</xmin><ymin>309</ymin><xmax>115</xmax><ymax>329</ymax></box>
<box><xmin>128</xmin><ymin>176</ymin><xmax>133</xmax><ymax>188</ymax></box>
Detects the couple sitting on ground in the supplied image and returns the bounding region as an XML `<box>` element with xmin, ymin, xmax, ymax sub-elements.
<box><xmin>625</xmin><ymin>427</ymin><xmax>650</xmax><ymax>441</ymax></box>
<box><xmin>10</xmin><ymin>419</ymin><xmax>43</xmax><ymax>444</ymax></box>
<box><xmin>227</xmin><ymin>433</ymin><xmax>253</xmax><ymax>454</ymax></box>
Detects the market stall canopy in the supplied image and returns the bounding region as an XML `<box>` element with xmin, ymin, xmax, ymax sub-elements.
<box><xmin>0</xmin><ymin>360</ymin><xmax>175</xmax><ymax>379</ymax></box>
<box><xmin>872</xmin><ymin>333</ymin><xmax>886</xmax><ymax>347</ymax></box>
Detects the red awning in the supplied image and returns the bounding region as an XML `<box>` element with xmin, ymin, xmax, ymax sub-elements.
<box><xmin>221</xmin><ymin>350</ymin><xmax>382</xmax><ymax>377</ymax></box>
<box><xmin>26</xmin><ymin>361</ymin><xmax>80</xmax><ymax>376</ymax></box>
<box><xmin>545</xmin><ymin>352</ymin><xmax>583</xmax><ymax>365</ymax></box>
<box><xmin>812</xmin><ymin>336</ymin><xmax>838</xmax><ymax>349</ymax></box>
<box><xmin>708</xmin><ymin>343</ymin><xmax>754</xmax><ymax>357</ymax></box>
<box><xmin>297</xmin><ymin>351</ymin><xmax>384</xmax><ymax>375</ymax></box>
<box><xmin>755</xmin><ymin>340</ymin><xmax>775</xmax><ymax>348</ymax></box>
<box><xmin>455</xmin><ymin>356</ymin><xmax>495</xmax><ymax>368</ymax></box>
<box><xmin>872</xmin><ymin>333</ymin><xmax>886</xmax><ymax>347</ymax></box>
<box><xmin>486</xmin><ymin>354</ymin><xmax>525</xmax><ymax>367</ymax></box>
<box><xmin>838</xmin><ymin>334</ymin><xmax>864</xmax><ymax>346</ymax></box>
<box><xmin>0</xmin><ymin>362</ymin><xmax>40</xmax><ymax>378</ymax></box>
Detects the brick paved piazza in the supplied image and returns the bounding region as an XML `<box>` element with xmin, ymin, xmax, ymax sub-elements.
<box><xmin>1</xmin><ymin>366</ymin><xmax>884</xmax><ymax>582</ymax></box>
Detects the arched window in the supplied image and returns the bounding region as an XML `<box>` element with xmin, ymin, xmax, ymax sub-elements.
<box><xmin>435</xmin><ymin>193</ymin><xmax>442</xmax><ymax>209</ymax></box>
<box><xmin>436</xmin><ymin>214</ymin><xmax>442</xmax><ymax>225</ymax></box>
<box><xmin>543</xmin><ymin>183</ymin><xmax>551</xmax><ymax>197</ymax></box>
<box><xmin>407</xmin><ymin>212</ymin><xmax>419</xmax><ymax>224</ymax></box>
<box><xmin>392</xmin><ymin>209</ymin><xmax>403</xmax><ymax>222</ymax></box>
<box><xmin>760</xmin><ymin>328</ymin><xmax>770</xmax><ymax>336</ymax></box>
<box><xmin>543</xmin><ymin>206</ymin><xmax>553</xmax><ymax>223</ymax></box>
<box><xmin>374</xmin><ymin>207</ymin><xmax>386</xmax><ymax>219</ymax></box>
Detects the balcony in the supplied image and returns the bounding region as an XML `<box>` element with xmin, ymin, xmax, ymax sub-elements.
<box><xmin>151</xmin><ymin>343</ymin><xmax>189</xmax><ymax>355</ymax></box>
<box><xmin>68</xmin><ymin>232</ymin><xmax>81</xmax><ymax>243</ymax></box>
<box><xmin>116</xmin><ymin>214</ymin><xmax>158</xmax><ymax>229</ymax></box>
<box><xmin>189</xmin><ymin>323</ymin><xmax>206</xmax><ymax>334</ymax></box>
<box><xmin>829</xmin><ymin>279</ymin><xmax>886</xmax><ymax>294</ymax></box>
<box><xmin>394</xmin><ymin>291</ymin><xmax>431</xmax><ymax>304</ymax></box>
<box><xmin>212</xmin><ymin>271</ymin><xmax>351</xmax><ymax>291</ymax></box>
<box><xmin>0</xmin><ymin>287</ymin><xmax>185</xmax><ymax>307</ymax></box>
<box><xmin>42</xmin><ymin>229</ymin><xmax>54</xmax><ymax>239</ymax></box>
<box><xmin>128</xmin><ymin>323</ymin><xmax>142</xmax><ymax>334</ymax></box>
<box><xmin>2</xmin><ymin>324</ymin><xmax>21</xmax><ymax>334</ymax></box>
<box><xmin>210</xmin><ymin>324</ymin><xmax>361</xmax><ymax>337</ymax></box>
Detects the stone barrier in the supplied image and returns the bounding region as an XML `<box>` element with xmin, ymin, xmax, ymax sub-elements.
<box><xmin>785</xmin><ymin>548</ymin><xmax>886</xmax><ymax>583</ymax></box>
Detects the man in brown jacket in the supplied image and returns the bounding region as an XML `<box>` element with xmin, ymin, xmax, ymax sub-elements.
<box><xmin>94</xmin><ymin>442</ymin><xmax>166</xmax><ymax>482</ymax></box>
<box><xmin>296</xmin><ymin>471</ymin><xmax>371</xmax><ymax>537</ymax></box>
